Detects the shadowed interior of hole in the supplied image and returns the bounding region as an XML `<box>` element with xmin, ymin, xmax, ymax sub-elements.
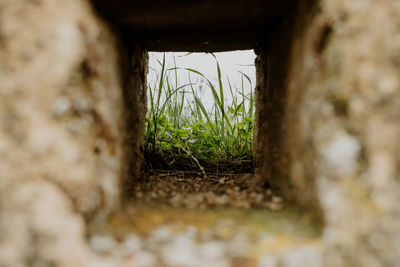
<box><xmin>114</xmin><ymin>0</ymin><xmax>323</xmax><ymax>221</ymax></box>
<box><xmin>126</xmin><ymin>49</ymin><xmax>303</xmax><ymax>214</ymax></box>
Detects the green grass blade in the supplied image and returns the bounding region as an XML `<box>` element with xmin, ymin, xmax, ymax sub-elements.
<box><xmin>239</xmin><ymin>71</ymin><xmax>252</xmax><ymax>87</ymax></box>
<box><xmin>159</xmin><ymin>83</ymin><xmax>193</xmax><ymax>115</ymax></box>
<box><xmin>156</xmin><ymin>53</ymin><xmax>166</xmax><ymax>113</ymax></box>
<box><xmin>249</xmin><ymin>90</ymin><xmax>254</xmax><ymax>119</ymax></box>
<box><xmin>194</xmin><ymin>96</ymin><xmax>216</xmax><ymax>134</ymax></box>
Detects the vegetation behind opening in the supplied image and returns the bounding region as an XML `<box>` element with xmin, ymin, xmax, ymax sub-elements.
<box><xmin>145</xmin><ymin>53</ymin><xmax>255</xmax><ymax>171</ymax></box>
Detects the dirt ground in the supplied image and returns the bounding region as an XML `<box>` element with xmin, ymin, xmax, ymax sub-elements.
<box><xmin>132</xmin><ymin>168</ymin><xmax>284</xmax><ymax>210</ymax></box>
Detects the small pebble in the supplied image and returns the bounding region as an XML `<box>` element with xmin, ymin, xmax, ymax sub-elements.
<box><xmin>265</xmin><ymin>200</ymin><xmax>284</xmax><ymax>211</ymax></box>
<box><xmin>51</xmin><ymin>96</ymin><xmax>71</xmax><ymax>117</ymax></box>
<box><xmin>89</xmin><ymin>235</ymin><xmax>117</xmax><ymax>253</ymax></box>
<box><xmin>132</xmin><ymin>251</ymin><xmax>158</xmax><ymax>267</ymax></box>
<box><xmin>271</xmin><ymin>195</ymin><xmax>283</xmax><ymax>203</ymax></box>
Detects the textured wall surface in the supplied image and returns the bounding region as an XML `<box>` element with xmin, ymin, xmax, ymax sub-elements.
<box><xmin>254</xmin><ymin>1</ymin><xmax>321</xmax><ymax>212</ymax></box>
<box><xmin>0</xmin><ymin>0</ymin><xmax>126</xmax><ymax>265</ymax></box>
<box><xmin>1</xmin><ymin>0</ymin><xmax>400</xmax><ymax>266</ymax></box>
<box><xmin>254</xmin><ymin>0</ymin><xmax>400</xmax><ymax>265</ymax></box>
<box><xmin>311</xmin><ymin>1</ymin><xmax>400</xmax><ymax>265</ymax></box>
<box><xmin>120</xmin><ymin>42</ymin><xmax>147</xmax><ymax>199</ymax></box>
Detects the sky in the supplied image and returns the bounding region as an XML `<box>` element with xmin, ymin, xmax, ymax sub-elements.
<box><xmin>147</xmin><ymin>50</ymin><xmax>256</xmax><ymax>110</ymax></box>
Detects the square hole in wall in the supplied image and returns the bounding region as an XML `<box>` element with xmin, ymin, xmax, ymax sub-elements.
<box><xmin>145</xmin><ymin>51</ymin><xmax>256</xmax><ymax>171</ymax></box>
<box><xmin>131</xmin><ymin>50</ymin><xmax>283</xmax><ymax>210</ymax></box>
<box><xmin>89</xmin><ymin>2</ymin><xmax>323</xmax><ymax>264</ymax></box>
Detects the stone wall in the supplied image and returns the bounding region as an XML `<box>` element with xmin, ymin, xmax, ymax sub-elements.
<box><xmin>0</xmin><ymin>0</ymin><xmax>131</xmax><ymax>265</ymax></box>
<box><xmin>1</xmin><ymin>0</ymin><xmax>400</xmax><ymax>266</ymax></box>
<box><xmin>120</xmin><ymin>41</ymin><xmax>147</xmax><ymax>199</ymax></box>
<box><xmin>254</xmin><ymin>0</ymin><xmax>322</xmax><ymax>217</ymax></box>
<box><xmin>255</xmin><ymin>0</ymin><xmax>400</xmax><ymax>265</ymax></box>
<box><xmin>311</xmin><ymin>1</ymin><xmax>400</xmax><ymax>265</ymax></box>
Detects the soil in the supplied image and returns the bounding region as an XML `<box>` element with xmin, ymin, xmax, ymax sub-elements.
<box><xmin>134</xmin><ymin>166</ymin><xmax>281</xmax><ymax>210</ymax></box>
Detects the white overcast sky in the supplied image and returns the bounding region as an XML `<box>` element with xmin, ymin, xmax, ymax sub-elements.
<box><xmin>148</xmin><ymin>50</ymin><xmax>256</xmax><ymax>88</ymax></box>
<box><xmin>148</xmin><ymin>50</ymin><xmax>256</xmax><ymax>108</ymax></box>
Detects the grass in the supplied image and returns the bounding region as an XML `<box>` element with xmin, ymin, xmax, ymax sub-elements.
<box><xmin>145</xmin><ymin>53</ymin><xmax>255</xmax><ymax>170</ymax></box>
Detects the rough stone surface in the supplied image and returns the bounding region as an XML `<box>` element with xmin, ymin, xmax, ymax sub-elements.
<box><xmin>120</xmin><ymin>42</ymin><xmax>147</xmax><ymax>198</ymax></box>
<box><xmin>255</xmin><ymin>0</ymin><xmax>400</xmax><ymax>265</ymax></box>
<box><xmin>2</xmin><ymin>0</ymin><xmax>400</xmax><ymax>266</ymax></box>
<box><xmin>0</xmin><ymin>180</ymin><xmax>119</xmax><ymax>267</ymax></box>
<box><xmin>314</xmin><ymin>1</ymin><xmax>400</xmax><ymax>265</ymax></box>
<box><xmin>254</xmin><ymin>1</ymin><xmax>322</xmax><ymax>212</ymax></box>
<box><xmin>0</xmin><ymin>0</ymin><xmax>126</xmax><ymax>265</ymax></box>
<box><xmin>0</xmin><ymin>0</ymin><xmax>125</xmax><ymax>215</ymax></box>
<box><xmin>92</xmin><ymin>0</ymin><xmax>292</xmax><ymax>52</ymax></box>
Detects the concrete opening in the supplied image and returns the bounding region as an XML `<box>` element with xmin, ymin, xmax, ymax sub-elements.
<box><xmin>139</xmin><ymin>50</ymin><xmax>259</xmax><ymax>208</ymax></box>
<box><xmin>91</xmin><ymin>0</ymin><xmax>322</xmax><ymax>216</ymax></box>
<box><xmin>145</xmin><ymin>51</ymin><xmax>256</xmax><ymax>168</ymax></box>
<box><xmin>90</xmin><ymin>0</ymin><xmax>324</xmax><ymax>264</ymax></box>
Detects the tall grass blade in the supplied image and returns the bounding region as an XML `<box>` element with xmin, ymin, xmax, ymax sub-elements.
<box><xmin>194</xmin><ymin>96</ymin><xmax>216</xmax><ymax>134</ymax></box>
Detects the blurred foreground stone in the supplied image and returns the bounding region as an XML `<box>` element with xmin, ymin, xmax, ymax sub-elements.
<box><xmin>1</xmin><ymin>0</ymin><xmax>400</xmax><ymax>266</ymax></box>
